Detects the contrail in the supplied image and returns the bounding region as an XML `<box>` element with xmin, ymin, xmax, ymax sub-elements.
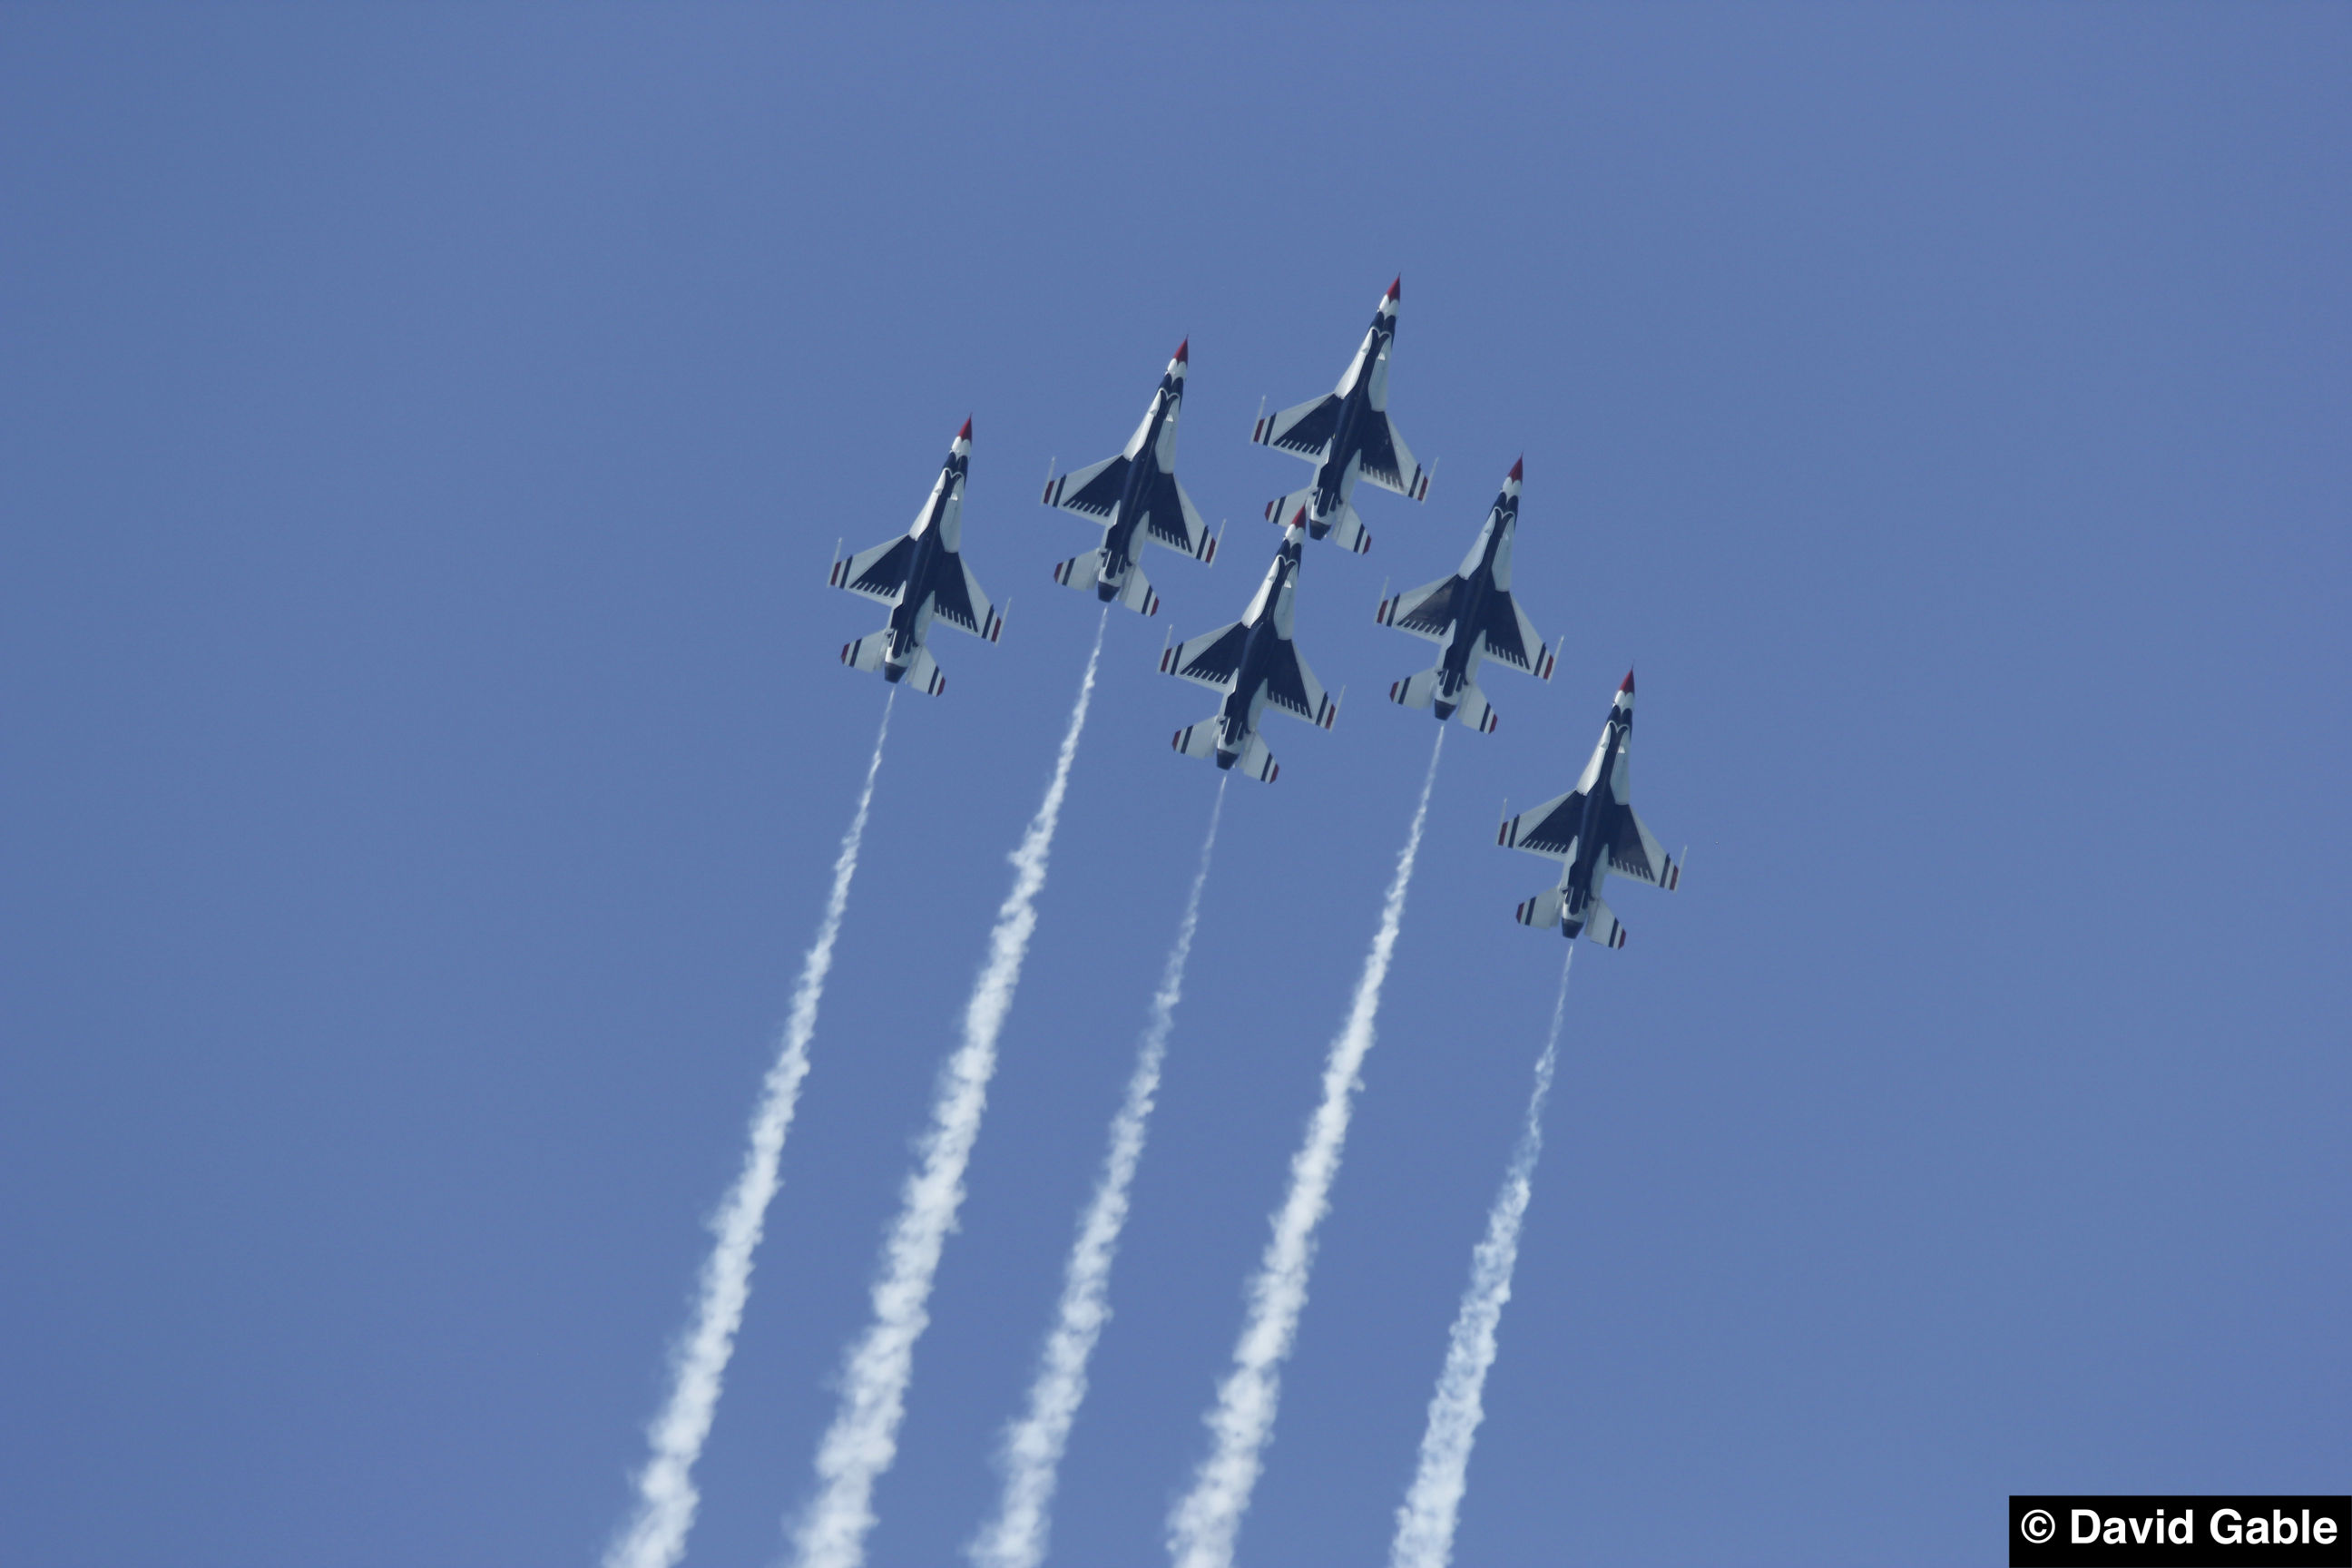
<box><xmin>791</xmin><ymin>609</ymin><xmax>1109</xmax><ymax>1568</ymax></box>
<box><xmin>1166</xmin><ymin>729</ymin><xmax>1446</xmax><ymax>1568</ymax></box>
<box><xmin>605</xmin><ymin>692</ymin><xmax>898</xmax><ymax>1568</ymax></box>
<box><xmin>1388</xmin><ymin>947</ymin><xmax>1574</xmax><ymax>1568</ymax></box>
<box><xmin>970</xmin><ymin>777</ymin><xmax>1231</xmax><ymax>1568</ymax></box>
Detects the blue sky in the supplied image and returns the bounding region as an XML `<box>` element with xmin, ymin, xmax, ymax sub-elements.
<box><xmin>3</xmin><ymin>6</ymin><xmax>2347</xmax><ymax>1564</ymax></box>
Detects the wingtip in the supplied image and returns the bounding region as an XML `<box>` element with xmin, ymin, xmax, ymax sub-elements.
<box><xmin>1385</xmin><ymin>276</ymin><xmax>1401</xmax><ymax>301</ymax></box>
<box><xmin>1508</xmin><ymin>456</ymin><xmax>1524</xmax><ymax>482</ymax></box>
<box><xmin>957</xmin><ymin>416</ymin><xmax>973</xmax><ymax>440</ymax></box>
<box><xmin>1174</xmin><ymin>337</ymin><xmax>1189</xmax><ymax>364</ymax></box>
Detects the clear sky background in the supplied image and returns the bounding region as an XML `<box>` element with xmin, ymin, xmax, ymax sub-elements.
<box><xmin>4</xmin><ymin>7</ymin><xmax>2347</xmax><ymax>1565</ymax></box>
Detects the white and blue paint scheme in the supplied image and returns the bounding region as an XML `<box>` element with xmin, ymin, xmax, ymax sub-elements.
<box><xmin>1157</xmin><ymin>516</ymin><xmax>1338</xmax><ymax>781</ymax></box>
<box><xmin>1041</xmin><ymin>339</ymin><xmax>1220</xmax><ymax>616</ymax></box>
<box><xmin>1376</xmin><ymin>456</ymin><xmax>1556</xmax><ymax>732</ymax></box>
<box><xmin>1249</xmin><ymin>277</ymin><xmax>1431</xmax><ymax>554</ymax></box>
<box><xmin>829</xmin><ymin>419</ymin><xmax>1004</xmax><ymax>695</ymax></box>
<box><xmin>1498</xmin><ymin>672</ymin><xmax>1681</xmax><ymax>946</ymax></box>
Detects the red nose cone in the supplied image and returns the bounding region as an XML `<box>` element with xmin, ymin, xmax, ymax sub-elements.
<box><xmin>1385</xmin><ymin>276</ymin><xmax>1401</xmax><ymax>302</ymax></box>
<box><xmin>1508</xmin><ymin>456</ymin><xmax>1524</xmax><ymax>483</ymax></box>
<box><xmin>957</xmin><ymin>417</ymin><xmax>973</xmax><ymax>440</ymax></box>
<box><xmin>1620</xmin><ymin>669</ymin><xmax>1635</xmax><ymax>694</ymax></box>
<box><xmin>1174</xmin><ymin>338</ymin><xmax>1189</xmax><ymax>364</ymax></box>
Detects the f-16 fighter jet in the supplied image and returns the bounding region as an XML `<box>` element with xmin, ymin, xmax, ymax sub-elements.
<box><xmin>1375</xmin><ymin>457</ymin><xmax>1556</xmax><ymax>732</ymax></box>
<box><xmin>1248</xmin><ymin>277</ymin><xmax>1431</xmax><ymax>555</ymax></box>
<box><xmin>1497</xmin><ymin>671</ymin><xmax>1681</xmax><ymax>946</ymax></box>
<box><xmin>1041</xmin><ymin>339</ymin><xmax>1221</xmax><ymax>616</ymax></box>
<box><xmin>1157</xmin><ymin>515</ymin><xmax>1338</xmax><ymax>781</ymax></box>
<box><xmin>829</xmin><ymin>419</ymin><xmax>1004</xmax><ymax>695</ymax></box>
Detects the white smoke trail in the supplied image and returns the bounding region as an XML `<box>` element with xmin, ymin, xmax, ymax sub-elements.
<box><xmin>969</xmin><ymin>778</ymin><xmax>1231</xmax><ymax>1568</ymax></box>
<box><xmin>605</xmin><ymin>692</ymin><xmax>898</xmax><ymax>1568</ymax></box>
<box><xmin>790</xmin><ymin>610</ymin><xmax>1109</xmax><ymax>1568</ymax></box>
<box><xmin>1388</xmin><ymin>947</ymin><xmax>1574</xmax><ymax>1568</ymax></box>
<box><xmin>1166</xmin><ymin>729</ymin><xmax>1446</xmax><ymax>1568</ymax></box>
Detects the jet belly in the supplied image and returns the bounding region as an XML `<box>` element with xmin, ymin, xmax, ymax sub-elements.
<box><xmin>885</xmin><ymin>531</ymin><xmax>945</xmax><ymax>668</ymax></box>
<box><xmin>1097</xmin><ymin>457</ymin><xmax>1160</xmax><ymax>598</ymax></box>
<box><xmin>1215</xmin><ymin>620</ymin><xmax>1283</xmax><ymax>765</ymax></box>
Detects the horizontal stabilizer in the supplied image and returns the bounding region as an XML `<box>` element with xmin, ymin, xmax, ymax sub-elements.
<box><xmin>1252</xmin><ymin>392</ymin><xmax>1342</xmax><ymax>461</ymax></box>
<box><xmin>901</xmin><ymin>646</ymin><xmax>946</xmax><ymax>697</ymax></box>
<box><xmin>1582</xmin><ymin>896</ymin><xmax>1628</xmax><ymax>949</ymax></box>
<box><xmin>1267</xmin><ymin>492</ymin><xmax>1369</xmax><ymax>554</ymax></box>
<box><xmin>1116</xmin><ymin>562</ymin><xmax>1159</xmax><ymax>617</ymax></box>
<box><xmin>1051</xmin><ymin>550</ymin><xmax>1102</xmax><ymax>592</ymax></box>
<box><xmin>1172</xmin><ymin>720</ymin><xmax>1221</xmax><ymax>760</ymax></box>
<box><xmin>829</xmin><ymin>536</ymin><xmax>914</xmax><ymax>606</ymax></box>
<box><xmin>1515</xmin><ymin>887</ymin><xmax>1563</xmax><ymax>931</ymax></box>
<box><xmin>841</xmin><ymin>632</ymin><xmax>890</xmax><ymax>674</ymax></box>
<box><xmin>1451</xmin><ymin>682</ymin><xmax>1500</xmax><ymax>734</ymax></box>
<box><xmin>1234</xmin><ymin>730</ymin><xmax>1278</xmax><ymax>782</ymax></box>
<box><xmin>1390</xmin><ymin>668</ymin><xmax>1440</xmax><ymax>710</ymax></box>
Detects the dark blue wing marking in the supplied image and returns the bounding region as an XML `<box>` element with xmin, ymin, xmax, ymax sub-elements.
<box><xmin>1270</xmin><ymin>397</ymin><xmax>1343</xmax><ymax>458</ymax></box>
<box><xmin>1479</xmin><ymin>589</ymin><xmax>1530</xmax><ymax>665</ymax></box>
<box><xmin>1397</xmin><ymin>579</ymin><xmax>1462</xmax><ymax>638</ymax></box>
<box><xmin>849</xmin><ymin>537</ymin><xmax>916</xmax><ymax>599</ymax></box>
<box><xmin>1356</xmin><ymin>412</ymin><xmax>1407</xmax><ymax>491</ymax></box>
<box><xmin>1262</xmin><ymin>639</ymin><xmax>1315</xmax><ymax>719</ymax></box>
<box><xmin>1177</xmin><ymin>622</ymin><xmax>1250</xmax><ymax>686</ymax></box>
<box><xmin>1518</xmin><ymin>790</ymin><xmax>1586</xmax><ymax>856</ymax></box>
<box><xmin>1142</xmin><ymin>473</ymin><xmax>1191</xmax><ymax>551</ymax></box>
<box><xmin>1605</xmin><ymin>805</ymin><xmax>1657</xmax><ymax>880</ymax></box>
<box><xmin>1054</xmin><ymin>456</ymin><xmax>1129</xmax><ymax>520</ymax></box>
<box><xmin>926</xmin><ymin>549</ymin><xmax>980</xmax><ymax>634</ymax></box>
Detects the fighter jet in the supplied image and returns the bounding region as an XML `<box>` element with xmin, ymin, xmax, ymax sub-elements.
<box><xmin>1496</xmin><ymin>672</ymin><xmax>1681</xmax><ymax>946</ymax></box>
<box><xmin>1375</xmin><ymin>457</ymin><xmax>1556</xmax><ymax>732</ymax></box>
<box><xmin>1041</xmin><ymin>340</ymin><xmax>1221</xmax><ymax>616</ymax></box>
<box><xmin>828</xmin><ymin>419</ymin><xmax>1004</xmax><ymax>695</ymax></box>
<box><xmin>1248</xmin><ymin>277</ymin><xmax>1431</xmax><ymax>554</ymax></box>
<box><xmin>1157</xmin><ymin>515</ymin><xmax>1338</xmax><ymax>781</ymax></box>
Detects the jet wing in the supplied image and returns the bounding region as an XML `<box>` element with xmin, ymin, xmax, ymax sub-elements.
<box><xmin>1605</xmin><ymin>806</ymin><xmax>1681</xmax><ymax>889</ymax></box>
<box><xmin>1477</xmin><ymin>590</ymin><xmax>1554</xmax><ymax>679</ymax></box>
<box><xmin>1044</xmin><ymin>454</ymin><xmax>1131</xmax><ymax>521</ymax></box>
<box><xmin>1377</xmin><ymin>573</ymin><xmax>1460</xmax><ymax>644</ymax></box>
<box><xmin>1499</xmin><ymin>789</ymin><xmax>1585</xmax><ymax>860</ymax></box>
<box><xmin>1161</xmin><ymin>621</ymin><xmax>1249</xmax><ymax>693</ymax></box>
<box><xmin>1354</xmin><ymin>410</ymin><xmax>1429</xmax><ymax>500</ymax></box>
<box><xmin>1261</xmin><ymin>637</ymin><xmax>1338</xmax><ymax>729</ymax></box>
<box><xmin>928</xmin><ymin>554</ymin><xmax>1005</xmax><ymax>642</ymax></box>
<box><xmin>829</xmin><ymin>535</ymin><xmax>916</xmax><ymax>606</ymax></box>
<box><xmin>1142</xmin><ymin>473</ymin><xmax>1218</xmax><ymax>562</ymax></box>
<box><xmin>1252</xmin><ymin>393</ymin><xmax>1343</xmax><ymax>461</ymax></box>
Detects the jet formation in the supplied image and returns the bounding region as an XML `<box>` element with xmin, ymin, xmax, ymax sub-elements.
<box><xmin>823</xmin><ymin>281</ymin><xmax>1683</xmax><ymax>946</ymax></box>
